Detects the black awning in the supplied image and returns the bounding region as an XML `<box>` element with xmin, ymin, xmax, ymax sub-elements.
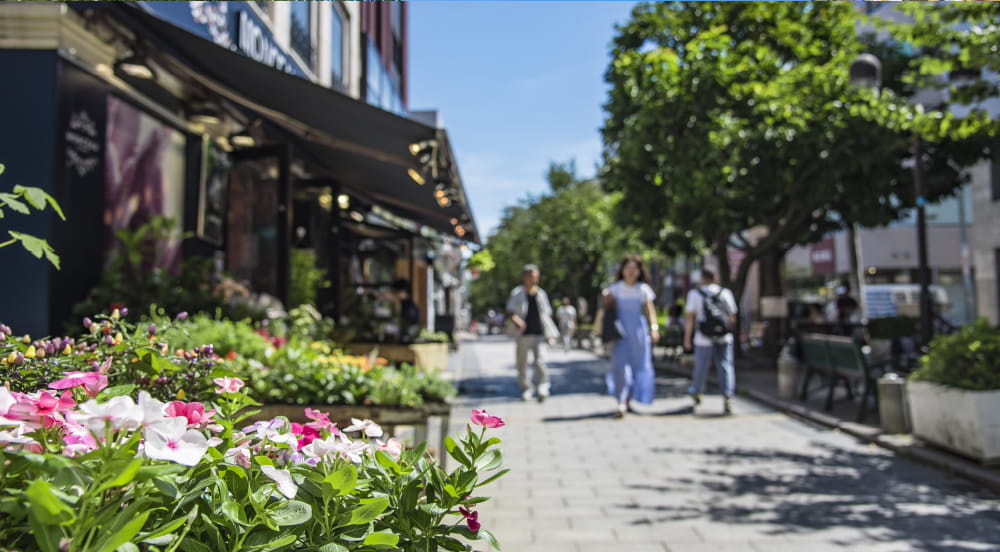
<box><xmin>96</xmin><ymin>3</ymin><xmax>478</xmax><ymax>242</ymax></box>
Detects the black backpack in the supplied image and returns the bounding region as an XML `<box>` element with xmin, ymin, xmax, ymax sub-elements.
<box><xmin>697</xmin><ymin>288</ymin><xmax>732</xmax><ymax>338</ymax></box>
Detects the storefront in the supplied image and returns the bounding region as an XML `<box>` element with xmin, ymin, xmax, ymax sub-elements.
<box><xmin>0</xmin><ymin>2</ymin><xmax>478</xmax><ymax>336</ymax></box>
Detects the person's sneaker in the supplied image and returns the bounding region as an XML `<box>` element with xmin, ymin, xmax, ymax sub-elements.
<box><xmin>723</xmin><ymin>398</ymin><xmax>733</xmax><ymax>415</ymax></box>
<box><xmin>690</xmin><ymin>392</ymin><xmax>703</xmax><ymax>406</ymax></box>
<box><xmin>536</xmin><ymin>393</ymin><xmax>548</xmax><ymax>403</ymax></box>
<box><xmin>521</xmin><ymin>390</ymin><xmax>532</xmax><ymax>402</ymax></box>
<box><xmin>615</xmin><ymin>403</ymin><xmax>627</xmax><ymax>418</ymax></box>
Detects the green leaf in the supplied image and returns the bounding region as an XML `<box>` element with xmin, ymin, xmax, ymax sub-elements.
<box><xmin>362</xmin><ymin>530</ymin><xmax>399</xmax><ymax>546</ymax></box>
<box><xmin>375</xmin><ymin>449</ymin><xmax>402</xmax><ymax>474</ymax></box>
<box><xmin>2</xmin><ymin>196</ymin><xmax>29</xmax><ymax>214</ymax></box>
<box><xmin>257</xmin><ymin>533</ymin><xmax>297</xmax><ymax>549</ymax></box>
<box><xmin>318</xmin><ymin>544</ymin><xmax>350</xmax><ymax>552</ymax></box>
<box><xmin>324</xmin><ymin>463</ymin><xmax>358</xmax><ymax>496</ymax></box>
<box><xmin>436</xmin><ymin>536</ymin><xmax>470</xmax><ymax>552</ymax></box>
<box><xmin>346</xmin><ymin>497</ymin><xmax>389</xmax><ymax>526</ymax></box>
<box><xmin>19</xmin><ymin>186</ymin><xmax>48</xmax><ymax>211</ymax></box>
<box><xmin>417</xmin><ymin>503</ymin><xmax>449</xmax><ymax>515</ymax></box>
<box><xmin>117</xmin><ymin>543</ymin><xmax>140</xmax><ymax>552</ymax></box>
<box><xmin>455</xmin><ymin>526</ymin><xmax>502</xmax><ymax>551</ymax></box>
<box><xmin>268</xmin><ymin>500</ymin><xmax>312</xmax><ymax>526</ymax></box>
<box><xmin>474</xmin><ymin>449</ymin><xmax>503</xmax><ymax>471</ymax></box>
<box><xmin>25</xmin><ymin>479</ymin><xmax>75</xmax><ymax>524</ymax></box>
<box><xmin>95</xmin><ymin>509</ymin><xmax>151</xmax><ymax>552</ymax></box>
<box><xmin>99</xmin><ymin>384</ymin><xmax>138</xmax><ymax>398</ymax></box>
<box><xmin>140</xmin><ymin>514</ymin><xmax>189</xmax><ymax>542</ymax></box>
<box><xmin>221</xmin><ymin>501</ymin><xmax>251</xmax><ymax>526</ymax></box>
<box><xmin>445</xmin><ymin>436</ymin><xmax>472</xmax><ymax>467</ymax></box>
<box><xmin>0</xmin><ymin>163</ymin><xmax>5</xmax><ymax>175</ymax></box>
<box><xmin>178</xmin><ymin>538</ymin><xmax>213</xmax><ymax>552</ymax></box>
<box><xmin>96</xmin><ymin>458</ymin><xmax>143</xmax><ymax>493</ymax></box>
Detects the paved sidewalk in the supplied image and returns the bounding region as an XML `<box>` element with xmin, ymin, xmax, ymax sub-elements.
<box><xmin>447</xmin><ymin>336</ymin><xmax>999</xmax><ymax>552</ymax></box>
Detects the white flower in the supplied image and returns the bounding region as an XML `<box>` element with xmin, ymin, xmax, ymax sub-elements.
<box><xmin>261</xmin><ymin>465</ymin><xmax>298</xmax><ymax>499</ymax></box>
<box><xmin>302</xmin><ymin>435</ymin><xmax>369</xmax><ymax>464</ymax></box>
<box><xmin>137</xmin><ymin>391</ymin><xmax>168</xmax><ymax>429</ymax></box>
<box><xmin>377</xmin><ymin>437</ymin><xmax>404</xmax><ymax>460</ymax></box>
<box><xmin>143</xmin><ymin>417</ymin><xmax>209</xmax><ymax>466</ymax></box>
<box><xmin>74</xmin><ymin>396</ymin><xmax>142</xmax><ymax>433</ymax></box>
<box><xmin>344</xmin><ymin>418</ymin><xmax>383</xmax><ymax>438</ymax></box>
<box><xmin>224</xmin><ymin>444</ymin><xmax>252</xmax><ymax>468</ymax></box>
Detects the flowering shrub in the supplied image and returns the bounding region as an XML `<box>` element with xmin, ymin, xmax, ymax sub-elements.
<box><xmin>0</xmin><ymin>375</ymin><xmax>507</xmax><ymax>551</ymax></box>
<box><xmin>0</xmin><ymin>311</ymin><xmax>220</xmax><ymax>403</ymax></box>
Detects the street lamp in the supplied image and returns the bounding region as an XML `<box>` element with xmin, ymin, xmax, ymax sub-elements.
<box><xmin>849</xmin><ymin>53</ymin><xmax>933</xmax><ymax>347</ymax></box>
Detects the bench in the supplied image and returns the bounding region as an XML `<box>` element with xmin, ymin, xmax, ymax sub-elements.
<box><xmin>797</xmin><ymin>333</ymin><xmax>887</xmax><ymax>422</ymax></box>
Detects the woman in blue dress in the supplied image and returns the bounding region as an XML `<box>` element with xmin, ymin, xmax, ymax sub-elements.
<box><xmin>603</xmin><ymin>256</ymin><xmax>660</xmax><ymax>418</ymax></box>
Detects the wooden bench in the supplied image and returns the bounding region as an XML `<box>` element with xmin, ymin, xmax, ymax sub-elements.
<box><xmin>797</xmin><ymin>333</ymin><xmax>886</xmax><ymax>422</ymax></box>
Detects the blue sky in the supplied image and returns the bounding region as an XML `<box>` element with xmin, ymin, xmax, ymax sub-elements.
<box><xmin>407</xmin><ymin>1</ymin><xmax>638</xmax><ymax>239</ymax></box>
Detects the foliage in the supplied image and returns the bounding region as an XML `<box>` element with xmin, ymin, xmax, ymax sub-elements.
<box><xmin>601</xmin><ymin>2</ymin><xmax>993</xmax><ymax>303</ymax></box>
<box><xmin>878</xmin><ymin>2</ymin><xmax>1000</xmax><ymax>140</ymax></box>
<box><xmin>71</xmin><ymin>216</ymin><xmax>229</xmax><ymax>327</ymax></box>
<box><xmin>468</xmin><ymin>160</ymin><xmax>645</xmax><ymax>316</ymax></box>
<box><xmin>866</xmin><ymin>315</ymin><xmax>918</xmax><ymax>340</ymax></box>
<box><xmin>232</xmin><ymin>341</ymin><xmax>456</xmax><ymax>407</ymax></box>
<box><xmin>416</xmin><ymin>328</ymin><xmax>451</xmax><ymax>344</ymax></box>
<box><xmin>466</xmin><ymin>249</ymin><xmax>495</xmax><ymax>273</ymax></box>
<box><xmin>289</xmin><ymin>248</ymin><xmax>330</xmax><ymax>308</ymax></box>
<box><xmin>910</xmin><ymin>318</ymin><xmax>1000</xmax><ymax>391</ymax></box>
<box><xmin>0</xmin><ymin>377</ymin><xmax>506</xmax><ymax>551</ymax></box>
<box><xmin>0</xmin><ymin>310</ymin><xmax>219</xmax><ymax>403</ymax></box>
<box><xmin>160</xmin><ymin>312</ymin><xmax>273</xmax><ymax>361</ymax></box>
<box><xmin>0</xmin><ymin>163</ymin><xmax>65</xmax><ymax>268</ymax></box>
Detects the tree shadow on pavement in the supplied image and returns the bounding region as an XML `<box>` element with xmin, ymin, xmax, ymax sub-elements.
<box><xmin>620</xmin><ymin>442</ymin><xmax>999</xmax><ymax>550</ymax></box>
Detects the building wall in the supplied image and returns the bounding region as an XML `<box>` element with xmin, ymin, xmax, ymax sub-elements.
<box><xmin>972</xmin><ymin>158</ymin><xmax>1000</xmax><ymax>324</ymax></box>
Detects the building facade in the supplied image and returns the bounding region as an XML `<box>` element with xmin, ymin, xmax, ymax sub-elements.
<box><xmin>0</xmin><ymin>1</ymin><xmax>478</xmax><ymax>337</ymax></box>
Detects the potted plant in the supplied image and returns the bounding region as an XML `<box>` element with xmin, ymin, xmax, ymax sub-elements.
<box><xmin>906</xmin><ymin>318</ymin><xmax>1000</xmax><ymax>464</ymax></box>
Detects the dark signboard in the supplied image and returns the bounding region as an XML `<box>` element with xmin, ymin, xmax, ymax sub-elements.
<box><xmin>137</xmin><ymin>1</ymin><xmax>307</xmax><ymax>77</ymax></box>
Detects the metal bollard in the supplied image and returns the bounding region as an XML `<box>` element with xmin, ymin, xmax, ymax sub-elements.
<box><xmin>878</xmin><ymin>373</ymin><xmax>910</xmax><ymax>434</ymax></box>
<box><xmin>776</xmin><ymin>341</ymin><xmax>800</xmax><ymax>400</ymax></box>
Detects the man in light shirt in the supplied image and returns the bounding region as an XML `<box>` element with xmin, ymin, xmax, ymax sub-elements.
<box><xmin>683</xmin><ymin>268</ymin><xmax>738</xmax><ymax>414</ymax></box>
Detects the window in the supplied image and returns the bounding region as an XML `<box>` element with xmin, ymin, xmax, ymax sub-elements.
<box><xmin>330</xmin><ymin>5</ymin><xmax>345</xmax><ymax>91</ymax></box>
<box><xmin>289</xmin><ymin>1</ymin><xmax>314</xmax><ymax>69</ymax></box>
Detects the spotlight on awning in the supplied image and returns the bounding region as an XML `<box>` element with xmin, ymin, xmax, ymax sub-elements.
<box><xmin>407</xmin><ymin>168</ymin><xmax>426</xmax><ymax>185</ymax></box>
<box><xmin>115</xmin><ymin>51</ymin><xmax>156</xmax><ymax>80</ymax></box>
<box><xmin>337</xmin><ymin>194</ymin><xmax>350</xmax><ymax>210</ymax></box>
<box><xmin>188</xmin><ymin>104</ymin><xmax>222</xmax><ymax>126</ymax></box>
<box><xmin>229</xmin><ymin>129</ymin><xmax>256</xmax><ymax>148</ymax></box>
<box><xmin>408</xmin><ymin>139</ymin><xmax>437</xmax><ymax>163</ymax></box>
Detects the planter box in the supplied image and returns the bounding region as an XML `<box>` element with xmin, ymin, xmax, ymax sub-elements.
<box><xmin>347</xmin><ymin>342</ymin><xmax>449</xmax><ymax>372</ymax></box>
<box><xmin>246</xmin><ymin>403</ymin><xmax>452</xmax><ymax>458</ymax></box>
<box><xmin>906</xmin><ymin>380</ymin><xmax>1000</xmax><ymax>465</ymax></box>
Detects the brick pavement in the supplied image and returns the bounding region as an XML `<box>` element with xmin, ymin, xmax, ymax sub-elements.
<box><xmin>446</xmin><ymin>336</ymin><xmax>1000</xmax><ymax>552</ymax></box>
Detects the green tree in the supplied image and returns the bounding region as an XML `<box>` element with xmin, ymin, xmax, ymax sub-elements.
<box><xmin>468</xmin><ymin>161</ymin><xmax>644</xmax><ymax>319</ymax></box>
<box><xmin>602</xmin><ymin>2</ymin><xmax>992</xmax><ymax>306</ymax></box>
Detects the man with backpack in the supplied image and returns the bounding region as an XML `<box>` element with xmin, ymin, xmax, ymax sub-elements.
<box><xmin>683</xmin><ymin>268</ymin><xmax>739</xmax><ymax>414</ymax></box>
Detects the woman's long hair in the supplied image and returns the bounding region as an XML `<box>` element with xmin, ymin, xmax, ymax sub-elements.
<box><xmin>614</xmin><ymin>255</ymin><xmax>651</xmax><ymax>284</ymax></box>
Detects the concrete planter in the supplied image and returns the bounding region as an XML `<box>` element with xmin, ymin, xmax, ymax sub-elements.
<box><xmin>906</xmin><ymin>380</ymin><xmax>1000</xmax><ymax>465</ymax></box>
<box><xmin>347</xmin><ymin>342</ymin><xmax>450</xmax><ymax>372</ymax></box>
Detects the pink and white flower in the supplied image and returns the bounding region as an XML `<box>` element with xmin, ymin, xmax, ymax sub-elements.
<box><xmin>377</xmin><ymin>437</ymin><xmax>404</xmax><ymax>460</ymax></box>
<box><xmin>48</xmin><ymin>371</ymin><xmax>108</xmax><ymax>397</ymax></box>
<box><xmin>143</xmin><ymin>417</ymin><xmax>210</xmax><ymax>466</ymax></box>
<box><xmin>470</xmin><ymin>409</ymin><xmax>505</xmax><ymax>429</ymax></box>
<box><xmin>261</xmin><ymin>465</ymin><xmax>298</xmax><ymax>499</ymax></box>
<box><xmin>213</xmin><ymin>377</ymin><xmax>244</xmax><ymax>394</ymax></box>
<box><xmin>166</xmin><ymin>401</ymin><xmax>215</xmax><ymax>428</ymax></box>
<box><xmin>344</xmin><ymin>418</ymin><xmax>383</xmax><ymax>438</ymax></box>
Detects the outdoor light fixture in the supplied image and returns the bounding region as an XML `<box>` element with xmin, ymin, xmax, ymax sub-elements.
<box><xmin>455</xmin><ymin>225</ymin><xmax>466</xmax><ymax>237</ymax></box>
<box><xmin>337</xmin><ymin>194</ymin><xmax>350</xmax><ymax>210</ymax></box>
<box><xmin>450</xmin><ymin>217</ymin><xmax>459</xmax><ymax>225</ymax></box>
<box><xmin>115</xmin><ymin>51</ymin><xmax>156</xmax><ymax>80</ymax></box>
<box><xmin>188</xmin><ymin>105</ymin><xmax>222</xmax><ymax>126</ymax></box>
<box><xmin>317</xmin><ymin>192</ymin><xmax>333</xmax><ymax>211</ymax></box>
<box><xmin>228</xmin><ymin>129</ymin><xmax>256</xmax><ymax>148</ymax></box>
<box><xmin>407</xmin><ymin>168</ymin><xmax>426</xmax><ymax>185</ymax></box>
<box><xmin>349</xmin><ymin>210</ymin><xmax>365</xmax><ymax>223</ymax></box>
<box><xmin>408</xmin><ymin>139</ymin><xmax>437</xmax><ymax>163</ymax></box>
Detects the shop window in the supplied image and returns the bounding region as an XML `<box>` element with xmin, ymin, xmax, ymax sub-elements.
<box><xmin>331</xmin><ymin>4</ymin><xmax>346</xmax><ymax>92</ymax></box>
<box><xmin>289</xmin><ymin>1</ymin><xmax>314</xmax><ymax>69</ymax></box>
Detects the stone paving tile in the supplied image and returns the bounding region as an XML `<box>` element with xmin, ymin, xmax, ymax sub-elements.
<box><xmin>449</xmin><ymin>338</ymin><xmax>1000</xmax><ymax>551</ymax></box>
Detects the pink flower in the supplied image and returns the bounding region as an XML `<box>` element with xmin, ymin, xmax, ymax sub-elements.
<box><xmin>166</xmin><ymin>401</ymin><xmax>215</xmax><ymax>428</ymax></box>
<box><xmin>213</xmin><ymin>377</ymin><xmax>244</xmax><ymax>394</ymax></box>
<box><xmin>49</xmin><ymin>371</ymin><xmax>108</xmax><ymax>397</ymax></box>
<box><xmin>378</xmin><ymin>437</ymin><xmax>404</xmax><ymax>460</ymax></box>
<box><xmin>459</xmin><ymin>507</ymin><xmax>481</xmax><ymax>532</ymax></box>
<box><xmin>290</xmin><ymin>423</ymin><xmax>321</xmax><ymax>450</ymax></box>
<box><xmin>303</xmin><ymin>408</ymin><xmax>338</xmax><ymax>433</ymax></box>
<box><xmin>470</xmin><ymin>409</ymin><xmax>505</xmax><ymax>429</ymax></box>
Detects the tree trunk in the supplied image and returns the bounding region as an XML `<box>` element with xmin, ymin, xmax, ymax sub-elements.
<box><xmin>758</xmin><ymin>248</ymin><xmax>785</xmax><ymax>361</ymax></box>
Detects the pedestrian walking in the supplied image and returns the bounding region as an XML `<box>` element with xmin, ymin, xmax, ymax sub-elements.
<box><xmin>555</xmin><ymin>297</ymin><xmax>577</xmax><ymax>352</ymax></box>
<box><xmin>604</xmin><ymin>255</ymin><xmax>660</xmax><ymax>418</ymax></box>
<box><xmin>505</xmin><ymin>264</ymin><xmax>558</xmax><ymax>402</ymax></box>
<box><xmin>683</xmin><ymin>268</ymin><xmax>738</xmax><ymax>414</ymax></box>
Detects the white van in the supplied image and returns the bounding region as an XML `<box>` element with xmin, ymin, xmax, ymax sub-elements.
<box><xmin>862</xmin><ymin>284</ymin><xmax>949</xmax><ymax>318</ymax></box>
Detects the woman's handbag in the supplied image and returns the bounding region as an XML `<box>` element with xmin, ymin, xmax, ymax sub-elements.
<box><xmin>600</xmin><ymin>302</ymin><xmax>623</xmax><ymax>342</ymax></box>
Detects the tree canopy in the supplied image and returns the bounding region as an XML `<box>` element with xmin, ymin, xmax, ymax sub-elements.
<box><xmin>601</xmin><ymin>1</ymin><xmax>994</xmax><ymax>301</ymax></box>
<box><xmin>467</xmin><ymin>161</ymin><xmax>645</xmax><ymax>318</ymax></box>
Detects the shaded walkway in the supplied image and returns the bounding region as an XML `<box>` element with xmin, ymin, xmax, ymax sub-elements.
<box><xmin>448</xmin><ymin>336</ymin><xmax>999</xmax><ymax>552</ymax></box>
